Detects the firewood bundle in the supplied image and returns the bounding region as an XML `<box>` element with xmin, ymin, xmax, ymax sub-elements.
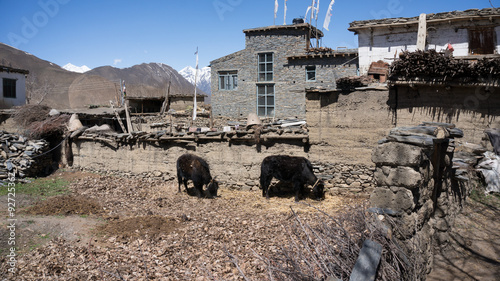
<box><xmin>389</xmin><ymin>50</ymin><xmax>472</xmax><ymax>81</ymax></box>
<box><xmin>472</xmin><ymin>57</ymin><xmax>500</xmax><ymax>78</ymax></box>
<box><xmin>336</xmin><ymin>76</ymin><xmax>373</xmax><ymax>91</ymax></box>
<box><xmin>307</xmin><ymin>47</ymin><xmax>334</xmax><ymax>54</ymax></box>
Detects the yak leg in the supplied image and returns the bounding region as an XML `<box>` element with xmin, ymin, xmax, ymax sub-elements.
<box><xmin>260</xmin><ymin>175</ymin><xmax>273</xmax><ymax>199</ymax></box>
<box><xmin>177</xmin><ymin>173</ymin><xmax>183</xmax><ymax>193</ymax></box>
<box><xmin>183</xmin><ymin>179</ymin><xmax>189</xmax><ymax>192</ymax></box>
<box><xmin>293</xmin><ymin>181</ymin><xmax>303</xmax><ymax>202</ymax></box>
<box><xmin>193</xmin><ymin>181</ymin><xmax>203</xmax><ymax>198</ymax></box>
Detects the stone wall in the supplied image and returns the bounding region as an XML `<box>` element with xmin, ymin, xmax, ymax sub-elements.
<box><xmin>370</xmin><ymin>123</ymin><xmax>470</xmax><ymax>276</ymax></box>
<box><xmin>70</xmin><ymin>134</ymin><xmax>375</xmax><ymax>195</ymax></box>
<box><xmin>0</xmin><ymin>131</ymin><xmax>53</xmax><ymax>178</ymax></box>
<box><xmin>211</xmin><ymin>26</ymin><xmax>358</xmax><ymax>119</ymax></box>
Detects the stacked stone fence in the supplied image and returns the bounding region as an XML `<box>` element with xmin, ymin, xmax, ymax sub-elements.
<box><xmin>370</xmin><ymin>122</ymin><xmax>472</xmax><ymax>277</ymax></box>
<box><xmin>0</xmin><ymin>131</ymin><xmax>53</xmax><ymax>179</ymax></box>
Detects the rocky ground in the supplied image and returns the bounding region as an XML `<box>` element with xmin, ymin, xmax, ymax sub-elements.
<box><xmin>0</xmin><ymin>169</ymin><xmax>367</xmax><ymax>280</ymax></box>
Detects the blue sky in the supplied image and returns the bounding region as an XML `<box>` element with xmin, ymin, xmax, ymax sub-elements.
<box><xmin>0</xmin><ymin>0</ymin><xmax>497</xmax><ymax>71</ymax></box>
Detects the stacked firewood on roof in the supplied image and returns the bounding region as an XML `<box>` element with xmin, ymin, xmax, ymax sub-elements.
<box><xmin>336</xmin><ymin>76</ymin><xmax>373</xmax><ymax>91</ymax></box>
<box><xmin>389</xmin><ymin>50</ymin><xmax>500</xmax><ymax>83</ymax></box>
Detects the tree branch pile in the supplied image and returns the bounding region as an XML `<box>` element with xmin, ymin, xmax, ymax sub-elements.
<box><xmin>11</xmin><ymin>105</ymin><xmax>69</xmax><ymax>139</ymax></box>
<box><xmin>12</xmin><ymin>105</ymin><xmax>51</xmax><ymax>128</ymax></box>
<box><xmin>231</xmin><ymin>204</ymin><xmax>419</xmax><ymax>281</ymax></box>
<box><xmin>25</xmin><ymin>114</ymin><xmax>70</xmax><ymax>139</ymax></box>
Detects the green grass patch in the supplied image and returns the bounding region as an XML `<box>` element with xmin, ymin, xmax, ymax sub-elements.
<box><xmin>470</xmin><ymin>188</ymin><xmax>500</xmax><ymax>209</ymax></box>
<box><xmin>0</xmin><ymin>177</ymin><xmax>70</xmax><ymax>198</ymax></box>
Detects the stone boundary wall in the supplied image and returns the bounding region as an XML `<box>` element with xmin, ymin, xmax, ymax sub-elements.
<box><xmin>370</xmin><ymin>123</ymin><xmax>471</xmax><ymax>277</ymax></box>
<box><xmin>0</xmin><ymin>131</ymin><xmax>53</xmax><ymax>179</ymax></box>
<box><xmin>69</xmin><ymin>136</ymin><xmax>375</xmax><ymax>195</ymax></box>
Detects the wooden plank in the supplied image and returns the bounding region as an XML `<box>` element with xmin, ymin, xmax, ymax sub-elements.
<box><xmin>160</xmin><ymin>81</ymin><xmax>171</xmax><ymax>115</ymax></box>
<box><xmin>109</xmin><ymin>101</ymin><xmax>127</xmax><ymax>133</ymax></box>
<box><xmin>349</xmin><ymin>239</ymin><xmax>382</xmax><ymax>281</ymax></box>
<box><xmin>113</xmin><ymin>110</ymin><xmax>127</xmax><ymax>133</ymax></box>
<box><xmin>416</xmin><ymin>13</ymin><xmax>427</xmax><ymax>50</ymax></box>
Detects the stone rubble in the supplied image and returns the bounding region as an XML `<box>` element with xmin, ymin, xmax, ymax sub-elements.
<box><xmin>0</xmin><ymin>130</ymin><xmax>52</xmax><ymax>179</ymax></box>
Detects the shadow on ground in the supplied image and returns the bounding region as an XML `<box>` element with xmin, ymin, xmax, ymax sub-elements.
<box><xmin>427</xmin><ymin>192</ymin><xmax>500</xmax><ymax>281</ymax></box>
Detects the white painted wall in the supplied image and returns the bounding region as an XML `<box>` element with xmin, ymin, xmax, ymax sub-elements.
<box><xmin>497</xmin><ymin>26</ymin><xmax>500</xmax><ymax>54</ymax></box>
<box><xmin>0</xmin><ymin>72</ymin><xmax>27</xmax><ymax>109</ymax></box>
<box><xmin>356</xmin><ymin>22</ymin><xmax>500</xmax><ymax>75</ymax></box>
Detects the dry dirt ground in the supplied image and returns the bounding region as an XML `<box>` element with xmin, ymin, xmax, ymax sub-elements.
<box><xmin>1</xmin><ymin>169</ymin><xmax>499</xmax><ymax>280</ymax></box>
<box><xmin>1</xmin><ymin>169</ymin><xmax>367</xmax><ymax>280</ymax></box>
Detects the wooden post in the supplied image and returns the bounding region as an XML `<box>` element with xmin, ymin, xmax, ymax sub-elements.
<box><xmin>125</xmin><ymin>100</ymin><xmax>133</xmax><ymax>133</ymax></box>
<box><xmin>160</xmin><ymin>80</ymin><xmax>171</xmax><ymax>115</ymax></box>
<box><xmin>307</xmin><ymin>0</ymin><xmax>315</xmax><ymax>51</ymax></box>
<box><xmin>416</xmin><ymin>13</ymin><xmax>427</xmax><ymax>51</ymax></box>
<box><xmin>169</xmin><ymin>114</ymin><xmax>173</xmax><ymax>134</ymax></box>
<box><xmin>210</xmin><ymin>108</ymin><xmax>214</xmax><ymax>129</ymax></box>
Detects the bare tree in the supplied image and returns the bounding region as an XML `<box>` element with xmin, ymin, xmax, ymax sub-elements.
<box><xmin>26</xmin><ymin>72</ymin><xmax>54</xmax><ymax>105</ymax></box>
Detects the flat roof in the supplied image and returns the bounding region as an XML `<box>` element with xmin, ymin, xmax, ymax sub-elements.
<box><xmin>348</xmin><ymin>8</ymin><xmax>500</xmax><ymax>31</ymax></box>
<box><xmin>288</xmin><ymin>48</ymin><xmax>358</xmax><ymax>60</ymax></box>
<box><xmin>0</xmin><ymin>65</ymin><xmax>29</xmax><ymax>75</ymax></box>
<box><xmin>243</xmin><ymin>23</ymin><xmax>324</xmax><ymax>38</ymax></box>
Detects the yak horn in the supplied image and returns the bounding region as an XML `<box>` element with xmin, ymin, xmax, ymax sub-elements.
<box><xmin>311</xmin><ymin>179</ymin><xmax>320</xmax><ymax>189</ymax></box>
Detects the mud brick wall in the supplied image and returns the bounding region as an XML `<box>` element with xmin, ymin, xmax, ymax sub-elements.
<box><xmin>370</xmin><ymin>123</ymin><xmax>471</xmax><ymax>276</ymax></box>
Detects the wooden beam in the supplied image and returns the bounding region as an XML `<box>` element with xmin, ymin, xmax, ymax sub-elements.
<box><xmin>416</xmin><ymin>13</ymin><xmax>427</xmax><ymax>50</ymax></box>
<box><xmin>124</xmin><ymin>100</ymin><xmax>133</xmax><ymax>133</ymax></box>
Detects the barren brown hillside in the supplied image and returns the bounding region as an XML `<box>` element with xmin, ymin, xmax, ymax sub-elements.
<box><xmin>0</xmin><ymin>43</ymin><xmax>204</xmax><ymax>109</ymax></box>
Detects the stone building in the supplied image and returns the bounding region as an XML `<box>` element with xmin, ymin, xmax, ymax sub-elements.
<box><xmin>348</xmin><ymin>8</ymin><xmax>500</xmax><ymax>75</ymax></box>
<box><xmin>0</xmin><ymin>65</ymin><xmax>29</xmax><ymax>109</ymax></box>
<box><xmin>210</xmin><ymin>22</ymin><xmax>358</xmax><ymax>119</ymax></box>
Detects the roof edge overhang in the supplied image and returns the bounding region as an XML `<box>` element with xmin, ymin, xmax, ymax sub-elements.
<box><xmin>288</xmin><ymin>51</ymin><xmax>358</xmax><ymax>60</ymax></box>
<box><xmin>348</xmin><ymin>12</ymin><xmax>500</xmax><ymax>32</ymax></box>
<box><xmin>0</xmin><ymin>65</ymin><xmax>29</xmax><ymax>75</ymax></box>
<box><xmin>243</xmin><ymin>23</ymin><xmax>324</xmax><ymax>38</ymax></box>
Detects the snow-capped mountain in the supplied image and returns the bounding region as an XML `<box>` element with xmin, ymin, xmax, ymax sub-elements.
<box><xmin>179</xmin><ymin>66</ymin><xmax>211</xmax><ymax>103</ymax></box>
<box><xmin>63</xmin><ymin>63</ymin><xmax>91</xmax><ymax>73</ymax></box>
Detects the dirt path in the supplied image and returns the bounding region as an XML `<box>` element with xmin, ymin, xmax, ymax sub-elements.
<box><xmin>427</xmin><ymin>193</ymin><xmax>500</xmax><ymax>281</ymax></box>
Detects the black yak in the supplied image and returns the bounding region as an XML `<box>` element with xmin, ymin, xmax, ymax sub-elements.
<box><xmin>260</xmin><ymin>155</ymin><xmax>324</xmax><ymax>202</ymax></box>
<box><xmin>176</xmin><ymin>153</ymin><xmax>219</xmax><ymax>198</ymax></box>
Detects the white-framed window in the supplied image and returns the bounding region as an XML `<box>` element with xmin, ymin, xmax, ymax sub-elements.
<box><xmin>258</xmin><ymin>53</ymin><xmax>273</xmax><ymax>81</ymax></box>
<box><xmin>257</xmin><ymin>84</ymin><xmax>274</xmax><ymax>117</ymax></box>
<box><xmin>219</xmin><ymin>71</ymin><xmax>238</xmax><ymax>90</ymax></box>
<box><xmin>306</xmin><ymin>66</ymin><xmax>316</xmax><ymax>81</ymax></box>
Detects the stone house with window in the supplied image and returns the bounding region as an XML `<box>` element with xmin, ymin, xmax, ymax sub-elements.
<box><xmin>0</xmin><ymin>65</ymin><xmax>29</xmax><ymax>109</ymax></box>
<box><xmin>348</xmin><ymin>8</ymin><xmax>500</xmax><ymax>75</ymax></box>
<box><xmin>210</xmin><ymin>23</ymin><xmax>358</xmax><ymax>119</ymax></box>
